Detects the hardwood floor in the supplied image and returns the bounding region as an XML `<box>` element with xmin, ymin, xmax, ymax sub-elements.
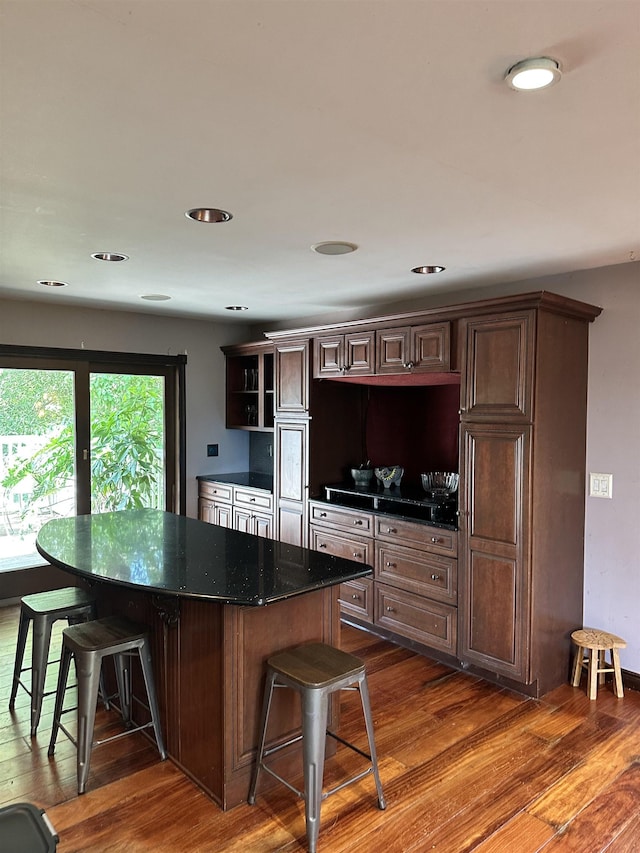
<box><xmin>1</xmin><ymin>600</ymin><xmax>639</xmax><ymax>852</ymax></box>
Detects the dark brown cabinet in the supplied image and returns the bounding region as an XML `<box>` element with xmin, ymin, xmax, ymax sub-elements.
<box><xmin>460</xmin><ymin>313</ymin><xmax>533</xmax><ymax>421</ymax></box>
<box><xmin>313</xmin><ymin>331</ymin><xmax>375</xmax><ymax>378</ymax></box>
<box><xmin>457</xmin><ymin>299</ymin><xmax>600</xmax><ymax>695</ymax></box>
<box><xmin>198</xmin><ymin>480</ymin><xmax>233</xmax><ymax>528</ymax></box>
<box><xmin>458</xmin><ymin>423</ymin><xmax>530</xmax><ymax>680</ymax></box>
<box><xmin>275</xmin><ymin>339</ymin><xmax>309</xmax><ymax>414</ymax></box>
<box><xmin>375</xmin><ymin>322</ymin><xmax>451</xmax><ymax>374</ymax></box>
<box><xmin>274</xmin><ymin>419</ymin><xmax>308</xmax><ymax>546</ymax></box>
<box><xmin>222</xmin><ymin>342</ymin><xmax>274</xmax><ymax>431</ymax></box>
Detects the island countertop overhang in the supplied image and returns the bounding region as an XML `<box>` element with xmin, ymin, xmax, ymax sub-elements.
<box><xmin>36</xmin><ymin>509</ymin><xmax>371</xmax><ymax>605</ymax></box>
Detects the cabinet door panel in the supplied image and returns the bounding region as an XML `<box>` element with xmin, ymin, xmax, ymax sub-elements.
<box><xmin>313</xmin><ymin>336</ymin><xmax>342</xmax><ymax>377</ymax></box>
<box><xmin>375</xmin><ymin>327</ymin><xmax>410</xmax><ymax>374</ymax></box>
<box><xmin>215</xmin><ymin>504</ymin><xmax>233</xmax><ymax>528</ymax></box>
<box><xmin>344</xmin><ymin>332</ymin><xmax>375</xmax><ymax>375</ymax></box>
<box><xmin>276</xmin><ymin>340</ymin><xmax>309</xmax><ymax>413</ymax></box>
<box><xmin>412</xmin><ymin>323</ymin><xmax>451</xmax><ymax>371</ymax></box>
<box><xmin>277</xmin><ymin>422</ymin><xmax>306</xmax><ymax>503</ymax></box>
<box><xmin>459</xmin><ymin>424</ymin><xmax>530</xmax><ymax>680</ymax></box>
<box><xmin>462</xmin><ymin>313</ymin><xmax>534</xmax><ymax>421</ymax></box>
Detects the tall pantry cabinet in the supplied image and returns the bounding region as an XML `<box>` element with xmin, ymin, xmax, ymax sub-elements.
<box><xmin>458</xmin><ymin>298</ymin><xmax>601</xmax><ymax>695</ymax></box>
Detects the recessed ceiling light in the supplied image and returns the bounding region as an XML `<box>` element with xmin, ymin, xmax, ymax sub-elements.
<box><xmin>185</xmin><ymin>208</ymin><xmax>233</xmax><ymax>223</ymax></box>
<box><xmin>91</xmin><ymin>252</ymin><xmax>129</xmax><ymax>262</ymax></box>
<box><xmin>412</xmin><ymin>265</ymin><xmax>445</xmax><ymax>275</ymax></box>
<box><xmin>505</xmin><ymin>57</ymin><xmax>562</xmax><ymax>91</ymax></box>
<box><xmin>311</xmin><ymin>241</ymin><xmax>358</xmax><ymax>255</ymax></box>
<box><xmin>38</xmin><ymin>280</ymin><xmax>68</xmax><ymax>287</ymax></box>
<box><xmin>225</xmin><ymin>305</ymin><xmax>248</xmax><ymax>311</ymax></box>
<box><xmin>140</xmin><ymin>294</ymin><xmax>171</xmax><ymax>301</ymax></box>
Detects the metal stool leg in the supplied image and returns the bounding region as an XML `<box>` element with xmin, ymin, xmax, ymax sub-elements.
<box><xmin>138</xmin><ymin>641</ymin><xmax>167</xmax><ymax>759</ymax></box>
<box><xmin>113</xmin><ymin>652</ymin><xmax>132</xmax><ymax>723</ymax></box>
<box><xmin>30</xmin><ymin>614</ymin><xmax>55</xmax><ymax>736</ymax></box>
<box><xmin>48</xmin><ymin>644</ymin><xmax>73</xmax><ymax>757</ymax></box>
<box><xmin>301</xmin><ymin>687</ymin><xmax>328</xmax><ymax>853</ymax></box>
<box><xmin>358</xmin><ymin>676</ymin><xmax>386</xmax><ymax>809</ymax></box>
<box><xmin>75</xmin><ymin>649</ymin><xmax>103</xmax><ymax>794</ymax></box>
<box><xmin>9</xmin><ymin>608</ymin><xmax>30</xmax><ymax>710</ymax></box>
<box><xmin>248</xmin><ymin>669</ymin><xmax>277</xmax><ymax>804</ymax></box>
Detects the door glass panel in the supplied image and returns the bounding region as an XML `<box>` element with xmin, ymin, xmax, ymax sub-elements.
<box><xmin>0</xmin><ymin>368</ymin><xmax>76</xmax><ymax>568</ymax></box>
<box><xmin>89</xmin><ymin>373</ymin><xmax>165</xmax><ymax>512</ymax></box>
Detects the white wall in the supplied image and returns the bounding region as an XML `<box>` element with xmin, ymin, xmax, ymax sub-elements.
<box><xmin>0</xmin><ymin>299</ymin><xmax>253</xmax><ymax>519</ymax></box>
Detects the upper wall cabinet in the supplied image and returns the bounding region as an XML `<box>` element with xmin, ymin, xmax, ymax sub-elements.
<box><xmin>460</xmin><ymin>313</ymin><xmax>534</xmax><ymax>422</ymax></box>
<box><xmin>313</xmin><ymin>331</ymin><xmax>375</xmax><ymax>378</ymax></box>
<box><xmin>376</xmin><ymin>322</ymin><xmax>451</xmax><ymax>375</ymax></box>
<box><xmin>312</xmin><ymin>322</ymin><xmax>452</xmax><ymax>379</ymax></box>
<box><xmin>222</xmin><ymin>342</ymin><xmax>274</xmax><ymax>431</ymax></box>
<box><xmin>275</xmin><ymin>339</ymin><xmax>310</xmax><ymax>414</ymax></box>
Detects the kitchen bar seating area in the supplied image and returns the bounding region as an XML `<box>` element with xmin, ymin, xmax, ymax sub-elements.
<box><xmin>2</xmin><ymin>606</ymin><xmax>640</xmax><ymax>851</ymax></box>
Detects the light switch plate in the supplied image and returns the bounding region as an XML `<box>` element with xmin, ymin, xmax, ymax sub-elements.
<box><xmin>589</xmin><ymin>472</ymin><xmax>613</xmax><ymax>499</ymax></box>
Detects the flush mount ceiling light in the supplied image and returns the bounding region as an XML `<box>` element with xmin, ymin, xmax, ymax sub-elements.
<box><xmin>185</xmin><ymin>208</ymin><xmax>233</xmax><ymax>223</ymax></box>
<box><xmin>37</xmin><ymin>279</ymin><xmax>68</xmax><ymax>287</ymax></box>
<box><xmin>505</xmin><ymin>57</ymin><xmax>562</xmax><ymax>91</ymax></box>
<box><xmin>91</xmin><ymin>252</ymin><xmax>129</xmax><ymax>262</ymax></box>
<box><xmin>412</xmin><ymin>265</ymin><xmax>445</xmax><ymax>275</ymax></box>
<box><xmin>311</xmin><ymin>241</ymin><xmax>358</xmax><ymax>255</ymax></box>
<box><xmin>140</xmin><ymin>294</ymin><xmax>171</xmax><ymax>301</ymax></box>
<box><xmin>225</xmin><ymin>305</ymin><xmax>248</xmax><ymax>311</ymax></box>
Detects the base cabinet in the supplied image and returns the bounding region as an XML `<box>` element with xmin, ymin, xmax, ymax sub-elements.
<box><xmin>198</xmin><ymin>480</ymin><xmax>273</xmax><ymax>539</ymax></box>
<box><xmin>309</xmin><ymin>500</ymin><xmax>457</xmax><ymax>655</ymax></box>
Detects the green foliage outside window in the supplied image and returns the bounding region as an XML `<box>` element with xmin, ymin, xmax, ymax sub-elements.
<box><xmin>1</xmin><ymin>370</ymin><xmax>164</xmax><ymax>515</ymax></box>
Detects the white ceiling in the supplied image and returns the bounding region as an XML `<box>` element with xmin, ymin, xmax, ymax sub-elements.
<box><xmin>1</xmin><ymin>0</ymin><xmax>639</xmax><ymax>325</ymax></box>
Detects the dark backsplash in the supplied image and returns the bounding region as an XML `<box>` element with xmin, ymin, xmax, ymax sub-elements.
<box><xmin>250</xmin><ymin>432</ymin><xmax>274</xmax><ymax>475</ymax></box>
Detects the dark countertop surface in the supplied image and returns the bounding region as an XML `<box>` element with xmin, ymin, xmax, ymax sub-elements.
<box><xmin>36</xmin><ymin>509</ymin><xmax>369</xmax><ymax>605</ymax></box>
<box><xmin>197</xmin><ymin>472</ymin><xmax>273</xmax><ymax>492</ymax></box>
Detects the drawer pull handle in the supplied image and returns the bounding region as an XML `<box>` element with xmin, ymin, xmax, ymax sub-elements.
<box><xmin>431</xmin><ymin>573</ymin><xmax>440</xmax><ymax>581</ymax></box>
<box><xmin>385</xmin><ymin>605</ymin><xmax>395</xmax><ymax>612</ymax></box>
<box><xmin>351</xmin><ymin>593</ymin><xmax>360</xmax><ymax>600</ymax></box>
<box><xmin>250</xmin><ymin>497</ymin><xmax>256</xmax><ymax>502</ymax></box>
<box><xmin>387</xmin><ymin>527</ymin><xmax>397</xmax><ymax>534</ymax></box>
<box><xmin>353</xmin><ymin>519</ymin><xmax>363</xmax><ymax>526</ymax></box>
<box><xmin>431</xmin><ymin>536</ymin><xmax>441</xmax><ymax>543</ymax></box>
<box><xmin>386</xmin><ymin>561</ymin><xmax>396</xmax><ymax>568</ymax></box>
<box><xmin>319</xmin><ymin>512</ymin><xmax>327</xmax><ymax>517</ymax></box>
<box><xmin>353</xmin><ymin>552</ymin><xmax>361</xmax><ymax>559</ymax></box>
<box><xmin>319</xmin><ymin>543</ymin><xmax>327</xmax><ymax>549</ymax></box>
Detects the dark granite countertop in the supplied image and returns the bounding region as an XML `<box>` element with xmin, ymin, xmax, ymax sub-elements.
<box><xmin>197</xmin><ymin>472</ymin><xmax>273</xmax><ymax>492</ymax></box>
<box><xmin>36</xmin><ymin>509</ymin><xmax>369</xmax><ymax>605</ymax></box>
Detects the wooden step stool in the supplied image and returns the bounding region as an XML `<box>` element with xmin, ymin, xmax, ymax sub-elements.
<box><xmin>571</xmin><ymin>628</ymin><xmax>626</xmax><ymax>700</ymax></box>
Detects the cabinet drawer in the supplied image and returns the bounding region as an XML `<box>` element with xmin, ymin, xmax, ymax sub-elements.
<box><xmin>375</xmin><ymin>583</ymin><xmax>457</xmax><ymax>654</ymax></box>
<box><xmin>198</xmin><ymin>481</ymin><xmax>233</xmax><ymax>503</ymax></box>
<box><xmin>233</xmin><ymin>487</ymin><xmax>273</xmax><ymax>512</ymax></box>
<box><xmin>375</xmin><ymin>517</ymin><xmax>457</xmax><ymax>557</ymax></box>
<box><xmin>309</xmin><ymin>526</ymin><xmax>373</xmax><ymax>565</ymax></box>
<box><xmin>309</xmin><ymin>502</ymin><xmax>374</xmax><ymax>535</ymax></box>
<box><xmin>339</xmin><ymin>578</ymin><xmax>373</xmax><ymax>622</ymax></box>
<box><xmin>376</xmin><ymin>542</ymin><xmax>457</xmax><ymax>604</ymax></box>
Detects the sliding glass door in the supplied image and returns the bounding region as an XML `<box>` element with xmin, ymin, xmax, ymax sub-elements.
<box><xmin>0</xmin><ymin>349</ymin><xmax>183</xmax><ymax>571</ymax></box>
<box><xmin>0</xmin><ymin>366</ymin><xmax>77</xmax><ymax>568</ymax></box>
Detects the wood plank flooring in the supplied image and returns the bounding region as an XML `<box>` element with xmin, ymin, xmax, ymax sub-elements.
<box><xmin>1</xmin><ymin>601</ymin><xmax>639</xmax><ymax>852</ymax></box>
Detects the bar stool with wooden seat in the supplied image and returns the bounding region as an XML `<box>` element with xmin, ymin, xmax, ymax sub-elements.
<box><xmin>248</xmin><ymin>642</ymin><xmax>385</xmax><ymax>853</ymax></box>
<box><xmin>48</xmin><ymin>615</ymin><xmax>167</xmax><ymax>794</ymax></box>
<box><xmin>571</xmin><ymin>627</ymin><xmax>627</xmax><ymax>700</ymax></box>
<box><xmin>9</xmin><ymin>587</ymin><xmax>98</xmax><ymax>736</ymax></box>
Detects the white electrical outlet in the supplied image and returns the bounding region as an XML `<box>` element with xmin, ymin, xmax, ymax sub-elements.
<box><xmin>589</xmin><ymin>472</ymin><xmax>613</xmax><ymax>499</ymax></box>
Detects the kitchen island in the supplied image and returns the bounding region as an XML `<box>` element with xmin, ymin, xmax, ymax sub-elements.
<box><xmin>36</xmin><ymin>509</ymin><xmax>371</xmax><ymax>809</ymax></box>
